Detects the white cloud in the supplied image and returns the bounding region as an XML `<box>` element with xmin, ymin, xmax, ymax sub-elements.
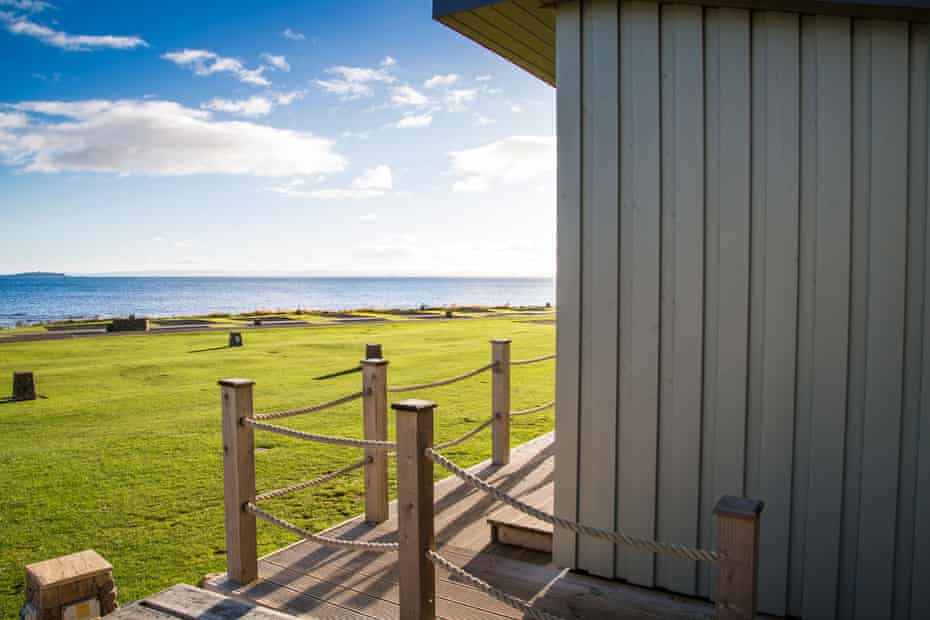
<box><xmin>0</xmin><ymin>99</ymin><xmax>346</xmax><ymax>177</ymax></box>
<box><xmin>269</xmin><ymin>164</ymin><xmax>392</xmax><ymax>200</ymax></box>
<box><xmin>448</xmin><ymin>136</ymin><xmax>555</xmax><ymax>193</ymax></box>
<box><xmin>475</xmin><ymin>74</ymin><xmax>492</xmax><ymax>82</ymax></box>
<box><xmin>0</xmin><ymin>11</ymin><xmax>148</xmax><ymax>50</ymax></box>
<box><xmin>202</xmin><ymin>96</ymin><xmax>274</xmax><ymax>117</ymax></box>
<box><xmin>261</xmin><ymin>53</ymin><xmax>290</xmax><ymax>72</ymax></box>
<box><xmin>391</xmin><ymin>85</ymin><xmax>428</xmax><ymax>107</ymax></box>
<box><xmin>315</xmin><ymin>65</ymin><xmax>394</xmax><ymax>100</ymax></box>
<box><xmin>511</xmin><ymin>103</ymin><xmax>524</xmax><ymax>113</ymax></box>
<box><xmin>474</xmin><ymin>114</ymin><xmax>495</xmax><ymax>126</ymax></box>
<box><xmin>423</xmin><ymin>73</ymin><xmax>458</xmax><ymax>89</ymax></box>
<box><xmin>272</xmin><ymin>90</ymin><xmax>304</xmax><ymax>106</ymax></box>
<box><xmin>381</xmin><ymin>56</ymin><xmax>396</xmax><ymax>67</ymax></box>
<box><xmin>282</xmin><ymin>28</ymin><xmax>305</xmax><ymax>41</ymax></box>
<box><xmin>0</xmin><ymin>0</ymin><xmax>50</xmax><ymax>11</ymax></box>
<box><xmin>163</xmin><ymin>49</ymin><xmax>269</xmax><ymax>86</ymax></box>
<box><xmin>392</xmin><ymin>113</ymin><xmax>433</xmax><ymax>129</ymax></box>
<box><xmin>351</xmin><ymin>164</ymin><xmax>392</xmax><ymax>190</ymax></box>
<box><xmin>360</xmin><ymin>213</ymin><xmax>377</xmax><ymax>222</ymax></box>
<box><xmin>445</xmin><ymin>89</ymin><xmax>477</xmax><ymax>111</ymax></box>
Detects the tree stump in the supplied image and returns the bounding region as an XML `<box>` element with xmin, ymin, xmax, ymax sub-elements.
<box><xmin>13</xmin><ymin>372</ymin><xmax>36</xmax><ymax>401</ymax></box>
<box><xmin>228</xmin><ymin>333</ymin><xmax>243</xmax><ymax>347</ymax></box>
<box><xmin>365</xmin><ymin>343</ymin><xmax>383</xmax><ymax>359</ymax></box>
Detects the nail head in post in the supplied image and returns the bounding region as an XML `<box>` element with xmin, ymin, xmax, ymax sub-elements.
<box><xmin>714</xmin><ymin>495</ymin><xmax>764</xmax><ymax>519</ymax></box>
<box><xmin>391</xmin><ymin>399</ymin><xmax>437</xmax><ymax>413</ymax></box>
<box><xmin>218</xmin><ymin>378</ymin><xmax>256</xmax><ymax>388</ymax></box>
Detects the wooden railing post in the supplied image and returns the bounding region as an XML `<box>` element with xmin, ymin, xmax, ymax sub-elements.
<box><xmin>491</xmin><ymin>338</ymin><xmax>511</xmax><ymax>465</ymax></box>
<box><xmin>219</xmin><ymin>378</ymin><xmax>257</xmax><ymax>585</ymax></box>
<box><xmin>393</xmin><ymin>399</ymin><xmax>437</xmax><ymax>620</ymax></box>
<box><xmin>714</xmin><ymin>496</ymin><xmax>764</xmax><ymax>620</ymax></box>
<box><xmin>362</xmin><ymin>356</ymin><xmax>389</xmax><ymax>524</ymax></box>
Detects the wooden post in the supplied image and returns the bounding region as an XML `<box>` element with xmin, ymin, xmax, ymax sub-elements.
<box><xmin>366</xmin><ymin>343</ymin><xmax>383</xmax><ymax>359</ymax></box>
<box><xmin>393</xmin><ymin>399</ymin><xmax>437</xmax><ymax>620</ymax></box>
<box><xmin>491</xmin><ymin>339</ymin><xmax>511</xmax><ymax>465</ymax></box>
<box><xmin>12</xmin><ymin>372</ymin><xmax>36</xmax><ymax>401</ymax></box>
<box><xmin>714</xmin><ymin>496</ymin><xmax>764</xmax><ymax>620</ymax></box>
<box><xmin>362</xmin><ymin>357</ymin><xmax>389</xmax><ymax>524</ymax></box>
<box><xmin>219</xmin><ymin>378</ymin><xmax>258</xmax><ymax>585</ymax></box>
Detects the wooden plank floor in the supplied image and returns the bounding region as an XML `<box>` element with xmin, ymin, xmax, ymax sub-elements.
<box><xmin>205</xmin><ymin>433</ymin><xmax>715</xmax><ymax>619</ymax></box>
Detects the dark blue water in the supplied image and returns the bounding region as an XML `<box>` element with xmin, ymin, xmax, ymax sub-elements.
<box><xmin>0</xmin><ymin>276</ymin><xmax>555</xmax><ymax>327</ymax></box>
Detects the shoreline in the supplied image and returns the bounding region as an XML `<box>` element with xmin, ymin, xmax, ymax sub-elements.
<box><xmin>0</xmin><ymin>305</ymin><xmax>556</xmax><ymax>344</ymax></box>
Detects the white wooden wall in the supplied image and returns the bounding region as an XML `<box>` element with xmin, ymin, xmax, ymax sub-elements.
<box><xmin>552</xmin><ymin>2</ymin><xmax>930</xmax><ymax>618</ymax></box>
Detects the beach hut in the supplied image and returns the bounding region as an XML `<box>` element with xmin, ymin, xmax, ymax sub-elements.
<box><xmin>434</xmin><ymin>1</ymin><xmax>930</xmax><ymax>618</ymax></box>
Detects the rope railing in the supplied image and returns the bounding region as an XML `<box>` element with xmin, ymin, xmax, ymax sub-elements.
<box><xmin>433</xmin><ymin>418</ymin><xmax>494</xmax><ymax>451</ymax></box>
<box><xmin>510</xmin><ymin>400</ymin><xmax>555</xmax><ymax>417</ymax></box>
<box><xmin>387</xmin><ymin>361</ymin><xmax>496</xmax><ymax>393</ymax></box>
<box><xmin>510</xmin><ymin>352</ymin><xmax>557</xmax><ymax>366</ymax></box>
<box><xmin>245</xmin><ymin>418</ymin><xmax>396</xmax><ymax>450</ymax></box>
<box><xmin>253</xmin><ymin>390</ymin><xmax>366</xmax><ymax>422</ymax></box>
<box><xmin>425</xmin><ymin>448</ymin><xmax>724</xmax><ymax>563</ymax></box>
<box><xmin>255</xmin><ymin>458</ymin><xmax>369</xmax><ymax>502</ymax></box>
<box><xmin>427</xmin><ymin>550</ymin><xmax>567</xmax><ymax>620</ymax></box>
<box><xmin>246</xmin><ymin>503</ymin><xmax>399</xmax><ymax>551</ymax></box>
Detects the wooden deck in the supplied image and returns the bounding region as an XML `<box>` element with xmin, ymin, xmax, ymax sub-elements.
<box><xmin>205</xmin><ymin>433</ymin><xmax>716</xmax><ymax>619</ymax></box>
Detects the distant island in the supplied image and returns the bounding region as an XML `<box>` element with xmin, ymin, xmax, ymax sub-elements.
<box><xmin>1</xmin><ymin>272</ymin><xmax>68</xmax><ymax>278</ymax></box>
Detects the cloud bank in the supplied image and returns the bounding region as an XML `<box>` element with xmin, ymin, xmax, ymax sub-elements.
<box><xmin>0</xmin><ymin>99</ymin><xmax>346</xmax><ymax>177</ymax></box>
<box><xmin>448</xmin><ymin>136</ymin><xmax>555</xmax><ymax>192</ymax></box>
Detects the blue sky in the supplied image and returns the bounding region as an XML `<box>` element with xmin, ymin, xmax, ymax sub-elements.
<box><xmin>0</xmin><ymin>0</ymin><xmax>555</xmax><ymax>276</ymax></box>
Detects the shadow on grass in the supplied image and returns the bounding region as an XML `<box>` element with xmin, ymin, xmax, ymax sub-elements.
<box><xmin>0</xmin><ymin>394</ymin><xmax>47</xmax><ymax>404</ymax></box>
<box><xmin>313</xmin><ymin>366</ymin><xmax>362</xmax><ymax>381</ymax></box>
<box><xmin>188</xmin><ymin>345</ymin><xmax>232</xmax><ymax>354</ymax></box>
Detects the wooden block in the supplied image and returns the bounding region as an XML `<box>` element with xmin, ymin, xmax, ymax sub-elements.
<box><xmin>228</xmin><ymin>332</ymin><xmax>243</xmax><ymax>347</ymax></box>
<box><xmin>24</xmin><ymin>550</ymin><xmax>115</xmax><ymax>620</ymax></box>
<box><xmin>365</xmin><ymin>343</ymin><xmax>383</xmax><ymax>359</ymax></box>
<box><xmin>13</xmin><ymin>371</ymin><xmax>36</xmax><ymax>401</ymax></box>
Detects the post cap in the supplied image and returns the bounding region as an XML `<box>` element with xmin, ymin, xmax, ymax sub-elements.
<box><xmin>391</xmin><ymin>399</ymin><xmax>438</xmax><ymax>412</ymax></box>
<box><xmin>490</xmin><ymin>338</ymin><xmax>512</xmax><ymax>344</ymax></box>
<box><xmin>218</xmin><ymin>378</ymin><xmax>256</xmax><ymax>387</ymax></box>
<box><xmin>360</xmin><ymin>358</ymin><xmax>389</xmax><ymax>366</ymax></box>
<box><xmin>714</xmin><ymin>495</ymin><xmax>764</xmax><ymax>519</ymax></box>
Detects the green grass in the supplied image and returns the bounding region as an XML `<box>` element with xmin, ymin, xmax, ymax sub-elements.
<box><xmin>0</xmin><ymin>317</ymin><xmax>554</xmax><ymax>616</ymax></box>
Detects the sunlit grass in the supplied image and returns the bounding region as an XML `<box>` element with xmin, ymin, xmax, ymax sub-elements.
<box><xmin>0</xmin><ymin>316</ymin><xmax>554</xmax><ymax>615</ymax></box>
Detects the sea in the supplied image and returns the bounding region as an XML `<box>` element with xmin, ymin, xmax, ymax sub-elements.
<box><xmin>0</xmin><ymin>275</ymin><xmax>555</xmax><ymax>328</ymax></box>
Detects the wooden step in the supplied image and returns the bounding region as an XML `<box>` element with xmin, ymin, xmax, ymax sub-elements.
<box><xmin>486</xmin><ymin>485</ymin><xmax>555</xmax><ymax>553</ymax></box>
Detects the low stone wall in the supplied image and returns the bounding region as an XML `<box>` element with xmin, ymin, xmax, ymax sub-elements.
<box><xmin>107</xmin><ymin>318</ymin><xmax>149</xmax><ymax>333</ymax></box>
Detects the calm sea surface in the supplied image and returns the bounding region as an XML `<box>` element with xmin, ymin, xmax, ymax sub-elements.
<box><xmin>0</xmin><ymin>276</ymin><xmax>555</xmax><ymax>327</ymax></box>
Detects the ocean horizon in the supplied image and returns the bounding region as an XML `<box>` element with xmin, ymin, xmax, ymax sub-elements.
<box><xmin>0</xmin><ymin>275</ymin><xmax>555</xmax><ymax>328</ymax></box>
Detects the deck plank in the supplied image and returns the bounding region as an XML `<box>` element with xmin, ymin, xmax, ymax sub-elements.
<box><xmin>206</xmin><ymin>434</ymin><xmax>715</xmax><ymax>619</ymax></box>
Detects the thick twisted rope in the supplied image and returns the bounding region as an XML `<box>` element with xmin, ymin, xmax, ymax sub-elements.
<box><xmin>425</xmin><ymin>449</ymin><xmax>723</xmax><ymax>563</ymax></box>
<box><xmin>255</xmin><ymin>458</ymin><xmax>369</xmax><ymax>502</ymax></box>
<box><xmin>387</xmin><ymin>362</ymin><xmax>496</xmax><ymax>393</ymax></box>
<box><xmin>433</xmin><ymin>418</ymin><xmax>494</xmax><ymax>451</ymax></box>
<box><xmin>428</xmin><ymin>551</ymin><xmax>567</xmax><ymax>620</ymax></box>
<box><xmin>510</xmin><ymin>401</ymin><xmax>555</xmax><ymax>417</ymax></box>
<box><xmin>246</xmin><ymin>503</ymin><xmax>399</xmax><ymax>551</ymax></box>
<box><xmin>245</xmin><ymin>419</ymin><xmax>396</xmax><ymax>450</ymax></box>
<box><xmin>253</xmin><ymin>390</ymin><xmax>365</xmax><ymax>422</ymax></box>
<box><xmin>510</xmin><ymin>353</ymin><xmax>557</xmax><ymax>366</ymax></box>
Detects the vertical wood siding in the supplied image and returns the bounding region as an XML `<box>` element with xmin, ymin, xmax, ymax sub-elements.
<box><xmin>554</xmin><ymin>2</ymin><xmax>930</xmax><ymax>617</ymax></box>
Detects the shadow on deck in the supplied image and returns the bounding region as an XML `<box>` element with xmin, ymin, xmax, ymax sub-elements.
<box><xmin>204</xmin><ymin>433</ymin><xmax>715</xmax><ymax>619</ymax></box>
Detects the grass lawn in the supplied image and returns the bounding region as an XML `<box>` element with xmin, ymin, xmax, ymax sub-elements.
<box><xmin>0</xmin><ymin>317</ymin><xmax>554</xmax><ymax>617</ymax></box>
